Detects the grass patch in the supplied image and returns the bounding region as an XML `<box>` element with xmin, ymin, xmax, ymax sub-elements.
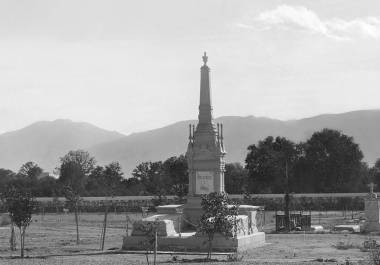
<box><xmin>332</xmin><ymin>241</ymin><xmax>359</xmax><ymax>250</ymax></box>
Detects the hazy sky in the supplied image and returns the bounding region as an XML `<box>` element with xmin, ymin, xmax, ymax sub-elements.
<box><xmin>1</xmin><ymin>0</ymin><xmax>380</xmax><ymax>135</ymax></box>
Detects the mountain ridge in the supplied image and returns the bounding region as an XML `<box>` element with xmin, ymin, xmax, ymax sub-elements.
<box><xmin>1</xmin><ymin>109</ymin><xmax>380</xmax><ymax>175</ymax></box>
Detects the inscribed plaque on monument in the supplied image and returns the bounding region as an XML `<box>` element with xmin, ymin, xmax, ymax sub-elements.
<box><xmin>196</xmin><ymin>171</ymin><xmax>214</xmax><ymax>194</ymax></box>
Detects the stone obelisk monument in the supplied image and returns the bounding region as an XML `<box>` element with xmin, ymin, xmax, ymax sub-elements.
<box><xmin>123</xmin><ymin>53</ymin><xmax>265</xmax><ymax>251</ymax></box>
<box><xmin>184</xmin><ymin>52</ymin><xmax>226</xmax><ymax>224</ymax></box>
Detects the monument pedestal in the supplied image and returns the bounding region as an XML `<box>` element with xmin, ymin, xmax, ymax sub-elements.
<box><xmin>184</xmin><ymin>196</ymin><xmax>202</xmax><ymax>227</ymax></box>
<box><xmin>123</xmin><ymin>231</ymin><xmax>265</xmax><ymax>252</ymax></box>
<box><xmin>123</xmin><ymin>208</ymin><xmax>266</xmax><ymax>252</ymax></box>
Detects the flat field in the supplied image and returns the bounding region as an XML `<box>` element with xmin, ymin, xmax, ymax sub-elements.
<box><xmin>0</xmin><ymin>211</ymin><xmax>377</xmax><ymax>265</ymax></box>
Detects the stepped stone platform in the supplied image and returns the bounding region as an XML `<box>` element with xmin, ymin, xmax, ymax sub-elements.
<box><xmin>122</xmin><ymin>205</ymin><xmax>265</xmax><ymax>252</ymax></box>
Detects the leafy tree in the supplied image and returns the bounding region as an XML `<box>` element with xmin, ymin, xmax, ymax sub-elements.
<box><xmin>198</xmin><ymin>192</ymin><xmax>238</xmax><ymax>260</ymax></box>
<box><xmin>18</xmin><ymin>162</ymin><xmax>43</xmax><ymax>180</ymax></box>
<box><xmin>58</xmin><ymin>150</ymin><xmax>96</xmax><ymax>195</ymax></box>
<box><xmin>300</xmin><ymin>129</ymin><xmax>364</xmax><ymax>192</ymax></box>
<box><xmin>59</xmin><ymin>161</ymin><xmax>87</xmax><ymax>195</ymax></box>
<box><xmin>245</xmin><ymin>137</ymin><xmax>299</xmax><ymax>230</ymax></box>
<box><xmin>7</xmin><ymin>162</ymin><xmax>44</xmax><ymax>196</ymax></box>
<box><xmin>131</xmin><ymin>161</ymin><xmax>166</xmax><ymax>196</ymax></box>
<box><xmin>245</xmin><ymin>136</ymin><xmax>299</xmax><ymax>193</ymax></box>
<box><xmin>35</xmin><ymin>175</ymin><xmax>59</xmax><ymax>197</ymax></box>
<box><xmin>59</xmin><ymin>150</ymin><xmax>96</xmax><ymax>177</ymax></box>
<box><xmin>372</xmin><ymin>158</ymin><xmax>380</xmax><ymax>189</ymax></box>
<box><xmin>1</xmin><ymin>187</ymin><xmax>34</xmax><ymax>258</ymax></box>
<box><xmin>224</xmin><ymin>163</ymin><xmax>248</xmax><ymax>194</ymax></box>
<box><xmin>86</xmin><ymin>166</ymin><xmax>105</xmax><ymax>196</ymax></box>
<box><xmin>0</xmin><ymin>169</ymin><xmax>16</xmax><ymax>194</ymax></box>
<box><xmin>161</xmin><ymin>155</ymin><xmax>188</xmax><ymax>199</ymax></box>
<box><xmin>58</xmin><ymin>150</ymin><xmax>96</xmax><ymax>244</ymax></box>
<box><xmin>103</xmin><ymin>162</ymin><xmax>124</xmax><ymax>195</ymax></box>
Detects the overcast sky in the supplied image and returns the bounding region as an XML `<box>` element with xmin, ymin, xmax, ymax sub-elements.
<box><xmin>1</xmin><ymin>0</ymin><xmax>380</xmax><ymax>135</ymax></box>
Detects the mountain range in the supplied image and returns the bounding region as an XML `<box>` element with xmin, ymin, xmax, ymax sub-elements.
<box><xmin>1</xmin><ymin>110</ymin><xmax>380</xmax><ymax>176</ymax></box>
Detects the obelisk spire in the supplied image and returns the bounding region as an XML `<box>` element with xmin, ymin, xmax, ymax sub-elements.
<box><xmin>198</xmin><ymin>52</ymin><xmax>213</xmax><ymax>124</ymax></box>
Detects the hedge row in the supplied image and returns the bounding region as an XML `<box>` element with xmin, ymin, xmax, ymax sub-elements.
<box><xmin>20</xmin><ymin>195</ymin><xmax>365</xmax><ymax>214</ymax></box>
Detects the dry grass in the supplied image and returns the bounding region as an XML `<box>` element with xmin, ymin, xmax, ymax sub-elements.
<box><xmin>0</xmin><ymin>212</ymin><xmax>375</xmax><ymax>265</ymax></box>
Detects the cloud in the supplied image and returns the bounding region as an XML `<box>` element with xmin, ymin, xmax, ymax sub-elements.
<box><xmin>239</xmin><ymin>5</ymin><xmax>380</xmax><ymax>40</ymax></box>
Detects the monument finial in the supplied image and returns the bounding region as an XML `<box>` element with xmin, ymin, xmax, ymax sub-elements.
<box><xmin>202</xmin><ymin>52</ymin><xmax>208</xmax><ymax>65</ymax></box>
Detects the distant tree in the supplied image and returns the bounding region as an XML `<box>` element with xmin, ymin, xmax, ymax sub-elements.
<box><xmin>58</xmin><ymin>150</ymin><xmax>96</xmax><ymax>195</ymax></box>
<box><xmin>58</xmin><ymin>150</ymin><xmax>96</xmax><ymax>244</ymax></box>
<box><xmin>6</xmin><ymin>162</ymin><xmax>44</xmax><ymax>196</ymax></box>
<box><xmin>224</xmin><ymin>163</ymin><xmax>248</xmax><ymax>194</ymax></box>
<box><xmin>131</xmin><ymin>161</ymin><xmax>166</xmax><ymax>196</ymax></box>
<box><xmin>86</xmin><ymin>166</ymin><xmax>106</xmax><ymax>196</ymax></box>
<box><xmin>0</xmin><ymin>169</ymin><xmax>16</xmax><ymax>193</ymax></box>
<box><xmin>59</xmin><ymin>150</ymin><xmax>96</xmax><ymax>177</ymax></box>
<box><xmin>161</xmin><ymin>155</ymin><xmax>188</xmax><ymax>199</ymax></box>
<box><xmin>300</xmin><ymin>129</ymin><xmax>364</xmax><ymax>192</ymax></box>
<box><xmin>121</xmin><ymin>177</ymin><xmax>147</xmax><ymax>196</ymax></box>
<box><xmin>245</xmin><ymin>136</ymin><xmax>299</xmax><ymax>193</ymax></box>
<box><xmin>18</xmin><ymin>162</ymin><xmax>43</xmax><ymax>180</ymax></box>
<box><xmin>198</xmin><ymin>192</ymin><xmax>238</xmax><ymax>260</ymax></box>
<box><xmin>59</xmin><ymin>161</ymin><xmax>87</xmax><ymax>195</ymax></box>
<box><xmin>1</xmin><ymin>186</ymin><xmax>34</xmax><ymax>258</ymax></box>
<box><xmin>103</xmin><ymin>162</ymin><xmax>124</xmax><ymax>195</ymax></box>
<box><xmin>371</xmin><ymin>158</ymin><xmax>380</xmax><ymax>190</ymax></box>
<box><xmin>35</xmin><ymin>176</ymin><xmax>59</xmax><ymax>197</ymax></box>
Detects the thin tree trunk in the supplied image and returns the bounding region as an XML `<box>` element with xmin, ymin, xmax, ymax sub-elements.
<box><xmin>207</xmin><ymin>236</ymin><xmax>213</xmax><ymax>260</ymax></box>
<box><xmin>22</xmin><ymin>228</ymin><xmax>26</xmax><ymax>258</ymax></box>
<box><xmin>19</xmin><ymin>229</ymin><xmax>24</xmax><ymax>258</ymax></box>
<box><xmin>10</xmin><ymin>222</ymin><xmax>16</xmax><ymax>251</ymax></box>
<box><xmin>153</xmin><ymin>230</ymin><xmax>157</xmax><ymax>265</ymax></box>
<box><xmin>101</xmin><ymin>205</ymin><xmax>108</xmax><ymax>251</ymax></box>
<box><xmin>145</xmin><ymin>252</ymin><xmax>150</xmax><ymax>265</ymax></box>
<box><xmin>75</xmin><ymin>204</ymin><xmax>80</xmax><ymax>244</ymax></box>
<box><xmin>284</xmin><ymin>161</ymin><xmax>291</xmax><ymax>232</ymax></box>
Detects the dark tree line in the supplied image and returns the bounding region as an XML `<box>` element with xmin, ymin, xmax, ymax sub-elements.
<box><xmin>0</xmin><ymin>153</ymin><xmax>190</xmax><ymax>198</ymax></box>
<box><xmin>245</xmin><ymin>128</ymin><xmax>374</xmax><ymax>194</ymax></box>
<box><xmin>0</xmin><ymin>128</ymin><xmax>379</xmax><ymax>197</ymax></box>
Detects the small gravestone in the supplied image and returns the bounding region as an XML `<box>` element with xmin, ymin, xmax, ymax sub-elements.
<box><xmin>363</xmin><ymin>183</ymin><xmax>380</xmax><ymax>232</ymax></box>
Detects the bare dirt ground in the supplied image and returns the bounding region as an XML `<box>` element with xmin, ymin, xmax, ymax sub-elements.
<box><xmin>0</xmin><ymin>211</ymin><xmax>376</xmax><ymax>265</ymax></box>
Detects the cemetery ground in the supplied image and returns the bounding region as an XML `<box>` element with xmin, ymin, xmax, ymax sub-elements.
<box><xmin>0</xmin><ymin>211</ymin><xmax>378</xmax><ymax>265</ymax></box>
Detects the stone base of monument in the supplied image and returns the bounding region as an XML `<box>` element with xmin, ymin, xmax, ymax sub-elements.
<box><xmin>183</xmin><ymin>196</ymin><xmax>202</xmax><ymax>227</ymax></box>
<box><xmin>123</xmin><ymin>205</ymin><xmax>266</xmax><ymax>252</ymax></box>
<box><xmin>123</xmin><ymin>231</ymin><xmax>265</xmax><ymax>252</ymax></box>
